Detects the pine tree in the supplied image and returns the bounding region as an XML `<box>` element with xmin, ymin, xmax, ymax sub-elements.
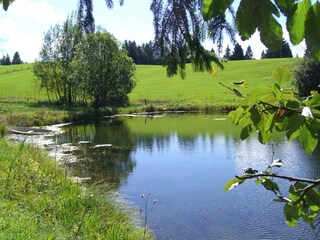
<box><xmin>12</xmin><ymin>51</ymin><xmax>23</xmax><ymax>64</ymax></box>
<box><xmin>230</xmin><ymin>43</ymin><xmax>244</xmax><ymax>60</ymax></box>
<box><xmin>4</xmin><ymin>53</ymin><xmax>11</xmax><ymax>65</ymax></box>
<box><xmin>262</xmin><ymin>39</ymin><xmax>293</xmax><ymax>58</ymax></box>
<box><xmin>223</xmin><ymin>45</ymin><xmax>231</xmax><ymax>60</ymax></box>
<box><xmin>244</xmin><ymin>45</ymin><xmax>253</xmax><ymax>60</ymax></box>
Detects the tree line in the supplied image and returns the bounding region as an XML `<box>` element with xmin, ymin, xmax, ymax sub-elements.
<box><xmin>223</xmin><ymin>39</ymin><xmax>293</xmax><ymax>61</ymax></box>
<box><xmin>123</xmin><ymin>39</ymin><xmax>294</xmax><ymax>65</ymax></box>
<box><xmin>0</xmin><ymin>51</ymin><xmax>23</xmax><ymax>65</ymax></box>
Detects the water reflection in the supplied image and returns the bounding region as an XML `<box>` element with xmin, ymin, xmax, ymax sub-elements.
<box><xmin>56</xmin><ymin>118</ymin><xmax>137</xmax><ymax>187</ymax></box>
<box><xmin>52</xmin><ymin>114</ymin><xmax>320</xmax><ymax>239</ymax></box>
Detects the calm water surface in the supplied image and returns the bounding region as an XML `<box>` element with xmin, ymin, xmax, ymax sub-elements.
<box><xmin>54</xmin><ymin>114</ymin><xmax>320</xmax><ymax>239</ymax></box>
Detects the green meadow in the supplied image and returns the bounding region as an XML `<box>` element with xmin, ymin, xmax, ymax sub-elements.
<box><xmin>0</xmin><ymin>58</ymin><xmax>300</xmax><ymax>125</ymax></box>
<box><xmin>131</xmin><ymin>58</ymin><xmax>300</xmax><ymax>110</ymax></box>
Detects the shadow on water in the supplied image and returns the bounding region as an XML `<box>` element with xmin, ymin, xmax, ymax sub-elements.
<box><xmin>56</xmin><ymin>118</ymin><xmax>137</xmax><ymax>188</ymax></box>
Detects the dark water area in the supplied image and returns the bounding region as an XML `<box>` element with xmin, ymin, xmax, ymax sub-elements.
<box><xmin>53</xmin><ymin>114</ymin><xmax>320</xmax><ymax>239</ymax></box>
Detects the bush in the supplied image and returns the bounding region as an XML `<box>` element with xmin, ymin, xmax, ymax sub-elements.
<box><xmin>293</xmin><ymin>57</ymin><xmax>320</xmax><ymax>97</ymax></box>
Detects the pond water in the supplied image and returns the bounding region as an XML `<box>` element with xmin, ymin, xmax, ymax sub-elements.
<box><xmin>52</xmin><ymin>114</ymin><xmax>320</xmax><ymax>239</ymax></box>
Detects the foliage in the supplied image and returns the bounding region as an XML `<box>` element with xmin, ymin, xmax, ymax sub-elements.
<box><xmin>203</xmin><ymin>0</ymin><xmax>320</xmax><ymax>228</ymax></box>
<box><xmin>78</xmin><ymin>0</ymin><xmax>124</xmax><ymax>34</ymax></box>
<box><xmin>225</xmin><ymin>66</ymin><xmax>320</xmax><ymax>226</ymax></box>
<box><xmin>262</xmin><ymin>39</ymin><xmax>293</xmax><ymax>59</ymax></box>
<box><xmin>74</xmin><ymin>30</ymin><xmax>136</xmax><ymax>110</ymax></box>
<box><xmin>293</xmin><ymin>56</ymin><xmax>320</xmax><ymax>97</ymax></box>
<box><xmin>202</xmin><ymin>0</ymin><xmax>320</xmax><ymax>61</ymax></box>
<box><xmin>123</xmin><ymin>40</ymin><xmax>162</xmax><ymax>65</ymax></box>
<box><xmin>150</xmin><ymin>0</ymin><xmax>227</xmax><ymax>78</ymax></box>
<box><xmin>33</xmin><ymin>13</ymin><xmax>82</xmax><ymax>104</ymax></box>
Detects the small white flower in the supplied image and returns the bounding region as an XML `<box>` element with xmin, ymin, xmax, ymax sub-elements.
<box><xmin>301</xmin><ymin>106</ymin><xmax>314</xmax><ymax>119</ymax></box>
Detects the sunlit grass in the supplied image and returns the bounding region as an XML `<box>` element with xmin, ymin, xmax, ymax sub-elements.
<box><xmin>0</xmin><ymin>139</ymin><xmax>152</xmax><ymax>239</ymax></box>
<box><xmin>128</xmin><ymin>58</ymin><xmax>300</xmax><ymax>111</ymax></box>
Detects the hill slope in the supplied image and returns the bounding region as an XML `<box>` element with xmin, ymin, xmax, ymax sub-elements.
<box><xmin>130</xmin><ymin>58</ymin><xmax>300</xmax><ymax>110</ymax></box>
<box><xmin>0</xmin><ymin>58</ymin><xmax>300</xmax><ymax>120</ymax></box>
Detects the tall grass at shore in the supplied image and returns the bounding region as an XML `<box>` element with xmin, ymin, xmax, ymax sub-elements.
<box><xmin>0</xmin><ymin>139</ymin><xmax>152</xmax><ymax>239</ymax></box>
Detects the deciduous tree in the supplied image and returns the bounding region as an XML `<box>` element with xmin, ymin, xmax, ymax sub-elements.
<box><xmin>74</xmin><ymin>30</ymin><xmax>135</xmax><ymax>110</ymax></box>
<box><xmin>34</xmin><ymin>13</ymin><xmax>82</xmax><ymax>104</ymax></box>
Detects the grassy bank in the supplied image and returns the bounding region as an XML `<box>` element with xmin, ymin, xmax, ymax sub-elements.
<box><xmin>0</xmin><ymin>138</ymin><xmax>152</xmax><ymax>239</ymax></box>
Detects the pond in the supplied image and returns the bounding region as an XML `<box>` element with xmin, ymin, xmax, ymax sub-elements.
<box><xmin>52</xmin><ymin>114</ymin><xmax>320</xmax><ymax>239</ymax></box>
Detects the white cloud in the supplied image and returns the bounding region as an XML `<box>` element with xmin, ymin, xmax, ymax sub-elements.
<box><xmin>0</xmin><ymin>0</ymin><xmax>68</xmax><ymax>62</ymax></box>
<box><xmin>10</xmin><ymin>0</ymin><xmax>65</xmax><ymax>25</ymax></box>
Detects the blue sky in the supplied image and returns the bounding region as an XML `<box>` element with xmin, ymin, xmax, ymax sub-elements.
<box><xmin>0</xmin><ymin>0</ymin><xmax>305</xmax><ymax>62</ymax></box>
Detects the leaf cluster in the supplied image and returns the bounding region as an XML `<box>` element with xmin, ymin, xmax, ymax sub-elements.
<box><xmin>203</xmin><ymin>0</ymin><xmax>320</xmax><ymax>61</ymax></box>
<box><xmin>224</xmin><ymin>65</ymin><xmax>320</xmax><ymax>227</ymax></box>
<box><xmin>229</xmin><ymin>66</ymin><xmax>319</xmax><ymax>154</ymax></box>
<box><xmin>225</xmin><ymin>164</ymin><xmax>320</xmax><ymax>228</ymax></box>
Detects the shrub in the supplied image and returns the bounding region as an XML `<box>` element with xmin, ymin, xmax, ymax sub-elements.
<box><xmin>293</xmin><ymin>57</ymin><xmax>320</xmax><ymax>97</ymax></box>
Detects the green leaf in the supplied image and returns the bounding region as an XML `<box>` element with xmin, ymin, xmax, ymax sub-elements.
<box><xmin>257</xmin><ymin>111</ymin><xmax>274</xmax><ymax>144</ymax></box>
<box><xmin>285</xmin><ymin>114</ymin><xmax>304</xmax><ymax>141</ymax></box>
<box><xmin>236</xmin><ymin>0</ymin><xmax>259</xmax><ymax>40</ymax></box>
<box><xmin>272</xmin><ymin>82</ymin><xmax>282</xmax><ymax>100</ymax></box>
<box><xmin>305</xmin><ymin>2</ymin><xmax>320</xmax><ymax>61</ymax></box>
<box><xmin>265</xmin><ymin>111</ymin><xmax>277</xmax><ymax>132</ymax></box>
<box><xmin>305</xmin><ymin>188</ymin><xmax>320</xmax><ymax>211</ymax></box>
<box><xmin>224</xmin><ymin>177</ymin><xmax>245</xmax><ymax>191</ymax></box>
<box><xmin>287</xmin><ymin>0</ymin><xmax>311</xmax><ymax>45</ymax></box>
<box><xmin>284</xmin><ymin>203</ymin><xmax>300</xmax><ymax>227</ymax></box>
<box><xmin>240</xmin><ymin>124</ymin><xmax>253</xmax><ymax>140</ymax></box>
<box><xmin>275</xmin><ymin>0</ymin><xmax>296</xmax><ymax>16</ymax></box>
<box><xmin>261</xmin><ymin>179</ymin><xmax>280</xmax><ymax>191</ymax></box>
<box><xmin>232</xmin><ymin>107</ymin><xmax>245</xmax><ymax>125</ymax></box>
<box><xmin>289</xmin><ymin>182</ymin><xmax>307</xmax><ymax>202</ymax></box>
<box><xmin>236</xmin><ymin>0</ymin><xmax>283</xmax><ymax>50</ymax></box>
<box><xmin>202</xmin><ymin>0</ymin><xmax>235</xmax><ymax>20</ymax></box>
<box><xmin>245</xmin><ymin>86</ymin><xmax>272</xmax><ymax>105</ymax></box>
<box><xmin>299</xmin><ymin>118</ymin><xmax>318</xmax><ymax>154</ymax></box>
<box><xmin>284</xmin><ymin>99</ymin><xmax>300</xmax><ymax>109</ymax></box>
<box><xmin>307</xmin><ymin>91</ymin><xmax>320</xmax><ymax>108</ymax></box>
<box><xmin>257</xmin><ymin>0</ymin><xmax>283</xmax><ymax>51</ymax></box>
<box><xmin>272</xmin><ymin>66</ymin><xmax>291</xmax><ymax>86</ymax></box>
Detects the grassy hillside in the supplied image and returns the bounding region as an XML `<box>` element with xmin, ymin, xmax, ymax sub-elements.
<box><xmin>0</xmin><ymin>58</ymin><xmax>300</xmax><ymax>125</ymax></box>
<box><xmin>130</xmin><ymin>58</ymin><xmax>300</xmax><ymax>110</ymax></box>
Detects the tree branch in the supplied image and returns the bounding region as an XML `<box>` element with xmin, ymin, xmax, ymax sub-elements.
<box><xmin>236</xmin><ymin>173</ymin><xmax>320</xmax><ymax>184</ymax></box>
<box><xmin>236</xmin><ymin>173</ymin><xmax>320</xmax><ymax>205</ymax></box>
